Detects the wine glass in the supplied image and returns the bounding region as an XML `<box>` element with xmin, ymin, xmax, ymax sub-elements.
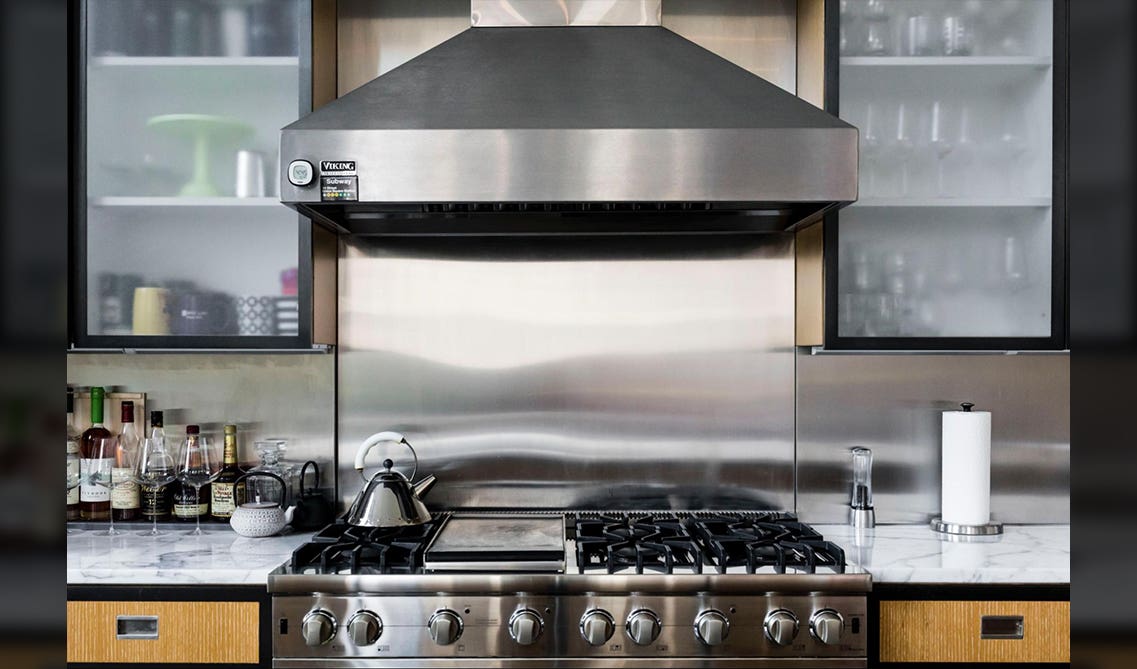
<box><xmin>861</xmin><ymin>102</ymin><xmax>883</xmax><ymax>196</ymax></box>
<box><xmin>176</xmin><ymin>434</ymin><xmax>221</xmax><ymax>536</ymax></box>
<box><xmin>135</xmin><ymin>437</ymin><xmax>176</xmax><ymax>537</ymax></box>
<box><xmin>889</xmin><ymin>102</ymin><xmax>916</xmax><ymax>196</ymax></box>
<box><xmin>929</xmin><ymin>101</ymin><xmax>954</xmax><ymax>197</ymax></box>
<box><xmin>66</xmin><ymin>456</ymin><xmax>82</xmax><ymax>535</ymax></box>
<box><xmin>88</xmin><ymin>437</ymin><xmax>120</xmax><ymax>536</ymax></box>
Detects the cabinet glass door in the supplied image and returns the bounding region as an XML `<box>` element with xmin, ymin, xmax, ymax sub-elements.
<box><xmin>832</xmin><ymin>0</ymin><xmax>1063</xmax><ymax>346</ymax></box>
<box><xmin>80</xmin><ymin>0</ymin><xmax>307</xmax><ymax>345</ymax></box>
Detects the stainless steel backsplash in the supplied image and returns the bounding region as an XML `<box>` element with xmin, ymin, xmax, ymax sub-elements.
<box><xmin>796</xmin><ymin>351</ymin><xmax>1069</xmax><ymax>524</ymax></box>
<box><xmin>338</xmin><ymin>234</ymin><xmax>796</xmax><ymax>512</ymax></box>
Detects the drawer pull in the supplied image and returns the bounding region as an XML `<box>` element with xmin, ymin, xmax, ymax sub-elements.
<box><xmin>981</xmin><ymin>615</ymin><xmax>1024</xmax><ymax>639</ymax></box>
<box><xmin>116</xmin><ymin>615</ymin><xmax>159</xmax><ymax>640</ymax></box>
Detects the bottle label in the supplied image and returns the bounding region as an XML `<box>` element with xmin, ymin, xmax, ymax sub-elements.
<box><xmin>140</xmin><ymin>484</ymin><xmax>170</xmax><ymax>517</ymax></box>
<box><xmin>111</xmin><ymin>468</ymin><xmax>140</xmax><ymax>509</ymax></box>
<box><xmin>66</xmin><ymin>436</ymin><xmax>80</xmax><ymax>455</ymax></box>
<box><xmin>79</xmin><ymin>458</ymin><xmax>113</xmax><ymax>503</ymax></box>
<box><xmin>67</xmin><ymin>456</ymin><xmax>80</xmax><ymax>505</ymax></box>
<box><xmin>211</xmin><ymin>483</ymin><xmax>236</xmax><ymax>517</ymax></box>
<box><xmin>173</xmin><ymin>502</ymin><xmax>208</xmax><ymax>518</ymax></box>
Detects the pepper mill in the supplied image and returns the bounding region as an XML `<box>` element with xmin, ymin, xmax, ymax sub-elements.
<box><xmin>849</xmin><ymin>446</ymin><xmax>876</xmax><ymax>528</ymax></box>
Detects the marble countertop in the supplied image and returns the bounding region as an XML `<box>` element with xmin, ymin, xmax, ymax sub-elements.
<box><xmin>815</xmin><ymin>524</ymin><xmax>1069</xmax><ymax>584</ymax></box>
<box><xmin>67</xmin><ymin>523</ymin><xmax>1069</xmax><ymax>587</ymax></box>
<box><xmin>67</xmin><ymin>526</ymin><xmax>312</xmax><ymax>585</ymax></box>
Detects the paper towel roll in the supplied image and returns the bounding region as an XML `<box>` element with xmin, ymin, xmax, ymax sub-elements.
<box><xmin>941</xmin><ymin>404</ymin><xmax>992</xmax><ymax>526</ymax></box>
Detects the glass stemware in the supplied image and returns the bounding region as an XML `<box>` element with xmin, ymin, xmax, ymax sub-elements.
<box><xmin>134</xmin><ymin>437</ymin><xmax>176</xmax><ymax>537</ymax></box>
<box><xmin>860</xmin><ymin>103</ymin><xmax>882</xmax><ymax>197</ymax></box>
<box><xmin>176</xmin><ymin>433</ymin><xmax>221</xmax><ymax>536</ymax></box>
<box><xmin>929</xmin><ymin>101</ymin><xmax>954</xmax><ymax>197</ymax></box>
<box><xmin>890</xmin><ymin>102</ymin><xmax>916</xmax><ymax>197</ymax></box>
<box><xmin>89</xmin><ymin>437</ymin><xmax>120</xmax><ymax>536</ymax></box>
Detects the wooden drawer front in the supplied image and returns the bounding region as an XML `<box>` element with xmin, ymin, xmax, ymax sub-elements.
<box><xmin>880</xmin><ymin>600</ymin><xmax>1069</xmax><ymax>663</ymax></box>
<box><xmin>66</xmin><ymin>600</ymin><xmax>259</xmax><ymax>664</ymax></box>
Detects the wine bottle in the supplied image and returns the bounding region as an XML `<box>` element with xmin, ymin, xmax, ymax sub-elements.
<box><xmin>210</xmin><ymin>424</ymin><xmax>245</xmax><ymax>522</ymax></box>
<box><xmin>140</xmin><ymin>410</ymin><xmax>172</xmax><ymax>520</ymax></box>
<box><xmin>112</xmin><ymin>401</ymin><xmax>141</xmax><ymax>521</ymax></box>
<box><xmin>79</xmin><ymin>387</ymin><xmax>112</xmax><ymax>520</ymax></box>
<box><xmin>173</xmin><ymin>425</ymin><xmax>210</xmax><ymax>522</ymax></box>
<box><xmin>66</xmin><ymin>390</ymin><xmax>81</xmax><ymax>521</ymax></box>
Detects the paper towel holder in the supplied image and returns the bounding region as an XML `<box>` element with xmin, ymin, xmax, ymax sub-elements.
<box><xmin>933</xmin><ymin>401</ymin><xmax>1003</xmax><ymax>536</ymax></box>
<box><xmin>930</xmin><ymin>517</ymin><xmax>1003</xmax><ymax>535</ymax></box>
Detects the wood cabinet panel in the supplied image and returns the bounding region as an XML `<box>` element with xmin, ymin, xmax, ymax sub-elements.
<box><xmin>879</xmin><ymin>600</ymin><xmax>1069</xmax><ymax>663</ymax></box>
<box><xmin>66</xmin><ymin>600</ymin><xmax>259</xmax><ymax>664</ymax></box>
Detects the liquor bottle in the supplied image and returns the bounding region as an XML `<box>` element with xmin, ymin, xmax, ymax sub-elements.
<box><xmin>66</xmin><ymin>390</ymin><xmax>81</xmax><ymax>521</ymax></box>
<box><xmin>173</xmin><ymin>425</ymin><xmax>210</xmax><ymax>523</ymax></box>
<box><xmin>112</xmin><ymin>401</ymin><xmax>141</xmax><ymax>521</ymax></box>
<box><xmin>210</xmin><ymin>424</ymin><xmax>245</xmax><ymax>522</ymax></box>
<box><xmin>140</xmin><ymin>410</ymin><xmax>172</xmax><ymax>521</ymax></box>
<box><xmin>79</xmin><ymin>387</ymin><xmax>112</xmax><ymax>520</ymax></box>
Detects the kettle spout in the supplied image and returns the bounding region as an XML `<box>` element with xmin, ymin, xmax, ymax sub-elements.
<box><xmin>412</xmin><ymin>474</ymin><xmax>437</xmax><ymax>498</ymax></box>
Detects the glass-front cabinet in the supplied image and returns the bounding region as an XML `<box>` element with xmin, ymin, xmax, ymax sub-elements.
<box><xmin>828</xmin><ymin>0</ymin><xmax>1066</xmax><ymax>349</ymax></box>
<box><xmin>72</xmin><ymin>0</ymin><xmax>315</xmax><ymax>348</ymax></box>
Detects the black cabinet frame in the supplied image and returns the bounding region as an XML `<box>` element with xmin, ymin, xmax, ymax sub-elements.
<box><xmin>68</xmin><ymin>0</ymin><xmax>316</xmax><ymax>350</ymax></box>
<box><xmin>822</xmin><ymin>0</ymin><xmax>1069</xmax><ymax>351</ymax></box>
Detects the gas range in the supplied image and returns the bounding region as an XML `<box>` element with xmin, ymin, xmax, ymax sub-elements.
<box><xmin>270</xmin><ymin>511</ymin><xmax>869</xmax><ymax>668</ymax></box>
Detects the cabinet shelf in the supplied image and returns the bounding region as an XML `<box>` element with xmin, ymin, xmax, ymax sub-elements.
<box><xmin>90</xmin><ymin>196</ymin><xmax>283</xmax><ymax>208</ymax></box>
<box><xmin>840</xmin><ymin>56</ymin><xmax>1052</xmax><ymax>68</ymax></box>
<box><xmin>90</xmin><ymin>56</ymin><xmax>299</xmax><ymax>68</ymax></box>
<box><xmin>852</xmin><ymin>197</ymin><xmax>1052</xmax><ymax>209</ymax></box>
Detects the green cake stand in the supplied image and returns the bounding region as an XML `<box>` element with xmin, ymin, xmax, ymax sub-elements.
<box><xmin>147</xmin><ymin>114</ymin><xmax>254</xmax><ymax>197</ymax></box>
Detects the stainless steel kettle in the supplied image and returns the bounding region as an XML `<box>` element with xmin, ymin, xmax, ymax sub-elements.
<box><xmin>345</xmin><ymin>431</ymin><xmax>437</xmax><ymax>528</ymax></box>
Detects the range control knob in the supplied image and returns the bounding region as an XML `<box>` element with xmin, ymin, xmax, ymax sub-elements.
<box><xmin>509</xmin><ymin>609</ymin><xmax>543</xmax><ymax>645</ymax></box>
<box><xmin>428</xmin><ymin>610</ymin><xmax>463</xmax><ymax>646</ymax></box>
<box><xmin>810</xmin><ymin>609</ymin><xmax>843</xmax><ymax>645</ymax></box>
<box><xmin>301</xmin><ymin>610</ymin><xmax>336</xmax><ymax>647</ymax></box>
<box><xmin>764</xmin><ymin>609</ymin><xmax>800</xmax><ymax>646</ymax></box>
<box><xmin>626</xmin><ymin>609</ymin><xmax>662</xmax><ymax>646</ymax></box>
<box><xmin>347</xmin><ymin>611</ymin><xmax>382</xmax><ymax>646</ymax></box>
<box><xmin>694</xmin><ymin>610</ymin><xmax>730</xmax><ymax>646</ymax></box>
<box><xmin>579</xmin><ymin>609</ymin><xmax>615</xmax><ymax>646</ymax></box>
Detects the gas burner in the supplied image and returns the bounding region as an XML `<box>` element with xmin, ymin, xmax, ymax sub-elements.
<box><xmin>290</xmin><ymin>515</ymin><xmax>447</xmax><ymax>575</ymax></box>
<box><xmin>574</xmin><ymin>514</ymin><xmax>703</xmax><ymax>574</ymax></box>
<box><xmin>689</xmin><ymin>514</ymin><xmax>846</xmax><ymax>574</ymax></box>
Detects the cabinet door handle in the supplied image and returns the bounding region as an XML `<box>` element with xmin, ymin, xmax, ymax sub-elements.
<box><xmin>116</xmin><ymin>615</ymin><xmax>159</xmax><ymax>640</ymax></box>
<box><xmin>981</xmin><ymin>615</ymin><xmax>1024</xmax><ymax>639</ymax></box>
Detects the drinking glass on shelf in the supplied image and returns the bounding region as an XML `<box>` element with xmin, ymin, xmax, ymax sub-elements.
<box><xmin>929</xmin><ymin>101</ymin><xmax>954</xmax><ymax>197</ymax></box>
<box><xmin>862</xmin><ymin>19</ymin><xmax>892</xmax><ymax>56</ymax></box>
<box><xmin>889</xmin><ymin>102</ymin><xmax>916</xmax><ymax>196</ymax></box>
<box><xmin>88</xmin><ymin>437</ymin><xmax>120</xmax><ymax>536</ymax></box>
<box><xmin>176</xmin><ymin>432</ymin><xmax>221</xmax><ymax>536</ymax></box>
<box><xmin>135</xmin><ymin>437</ymin><xmax>176</xmax><ymax>537</ymax></box>
<box><xmin>903</xmin><ymin>15</ymin><xmax>939</xmax><ymax>57</ymax></box>
<box><xmin>948</xmin><ymin>106</ymin><xmax>977</xmax><ymax>197</ymax></box>
<box><xmin>992</xmin><ymin>118</ymin><xmax>1031</xmax><ymax>196</ymax></box>
<box><xmin>860</xmin><ymin>103</ymin><xmax>883</xmax><ymax>196</ymax></box>
<box><xmin>862</xmin><ymin>0</ymin><xmax>888</xmax><ymax>21</ymax></box>
<box><xmin>941</xmin><ymin>15</ymin><xmax>975</xmax><ymax>56</ymax></box>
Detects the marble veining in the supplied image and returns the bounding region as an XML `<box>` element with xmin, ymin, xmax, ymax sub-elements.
<box><xmin>67</xmin><ymin>524</ymin><xmax>1069</xmax><ymax>586</ymax></box>
<box><xmin>815</xmin><ymin>524</ymin><xmax>1069</xmax><ymax>584</ymax></box>
<box><xmin>67</xmin><ymin>527</ymin><xmax>312</xmax><ymax>585</ymax></box>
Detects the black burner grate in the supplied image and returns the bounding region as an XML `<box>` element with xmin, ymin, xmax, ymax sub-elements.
<box><xmin>689</xmin><ymin>514</ymin><xmax>846</xmax><ymax>574</ymax></box>
<box><xmin>575</xmin><ymin>515</ymin><xmax>703</xmax><ymax>574</ymax></box>
<box><xmin>289</xmin><ymin>516</ymin><xmax>447</xmax><ymax>575</ymax></box>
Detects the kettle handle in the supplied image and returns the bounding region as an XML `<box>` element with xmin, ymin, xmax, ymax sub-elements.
<box><xmin>354</xmin><ymin>431</ymin><xmax>418</xmax><ymax>482</ymax></box>
<box><xmin>233</xmin><ymin>471</ymin><xmax>289</xmax><ymax>508</ymax></box>
<box><xmin>299</xmin><ymin>460</ymin><xmax>320</xmax><ymax>496</ymax></box>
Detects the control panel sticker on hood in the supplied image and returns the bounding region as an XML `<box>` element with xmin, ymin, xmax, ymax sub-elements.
<box><xmin>321</xmin><ymin>175</ymin><xmax>358</xmax><ymax>202</ymax></box>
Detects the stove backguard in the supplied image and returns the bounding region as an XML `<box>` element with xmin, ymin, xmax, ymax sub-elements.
<box><xmin>337</xmin><ymin>234</ymin><xmax>796</xmax><ymax>512</ymax></box>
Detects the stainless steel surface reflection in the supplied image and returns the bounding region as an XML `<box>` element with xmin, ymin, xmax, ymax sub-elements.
<box><xmin>338</xmin><ymin>235</ymin><xmax>796</xmax><ymax>512</ymax></box>
<box><xmin>796</xmin><ymin>351</ymin><xmax>1069</xmax><ymax>524</ymax></box>
<box><xmin>471</xmin><ymin>0</ymin><xmax>661</xmax><ymax>26</ymax></box>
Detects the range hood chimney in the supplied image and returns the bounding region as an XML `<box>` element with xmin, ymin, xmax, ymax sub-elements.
<box><xmin>280</xmin><ymin>0</ymin><xmax>857</xmax><ymax>235</ymax></box>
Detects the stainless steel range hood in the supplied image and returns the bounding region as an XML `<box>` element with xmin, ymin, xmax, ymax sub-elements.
<box><xmin>280</xmin><ymin>7</ymin><xmax>857</xmax><ymax>235</ymax></box>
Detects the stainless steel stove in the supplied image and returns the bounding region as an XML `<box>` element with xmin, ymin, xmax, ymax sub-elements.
<box><xmin>270</xmin><ymin>512</ymin><xmax>869</xmax><ymax>668</ymax></box>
